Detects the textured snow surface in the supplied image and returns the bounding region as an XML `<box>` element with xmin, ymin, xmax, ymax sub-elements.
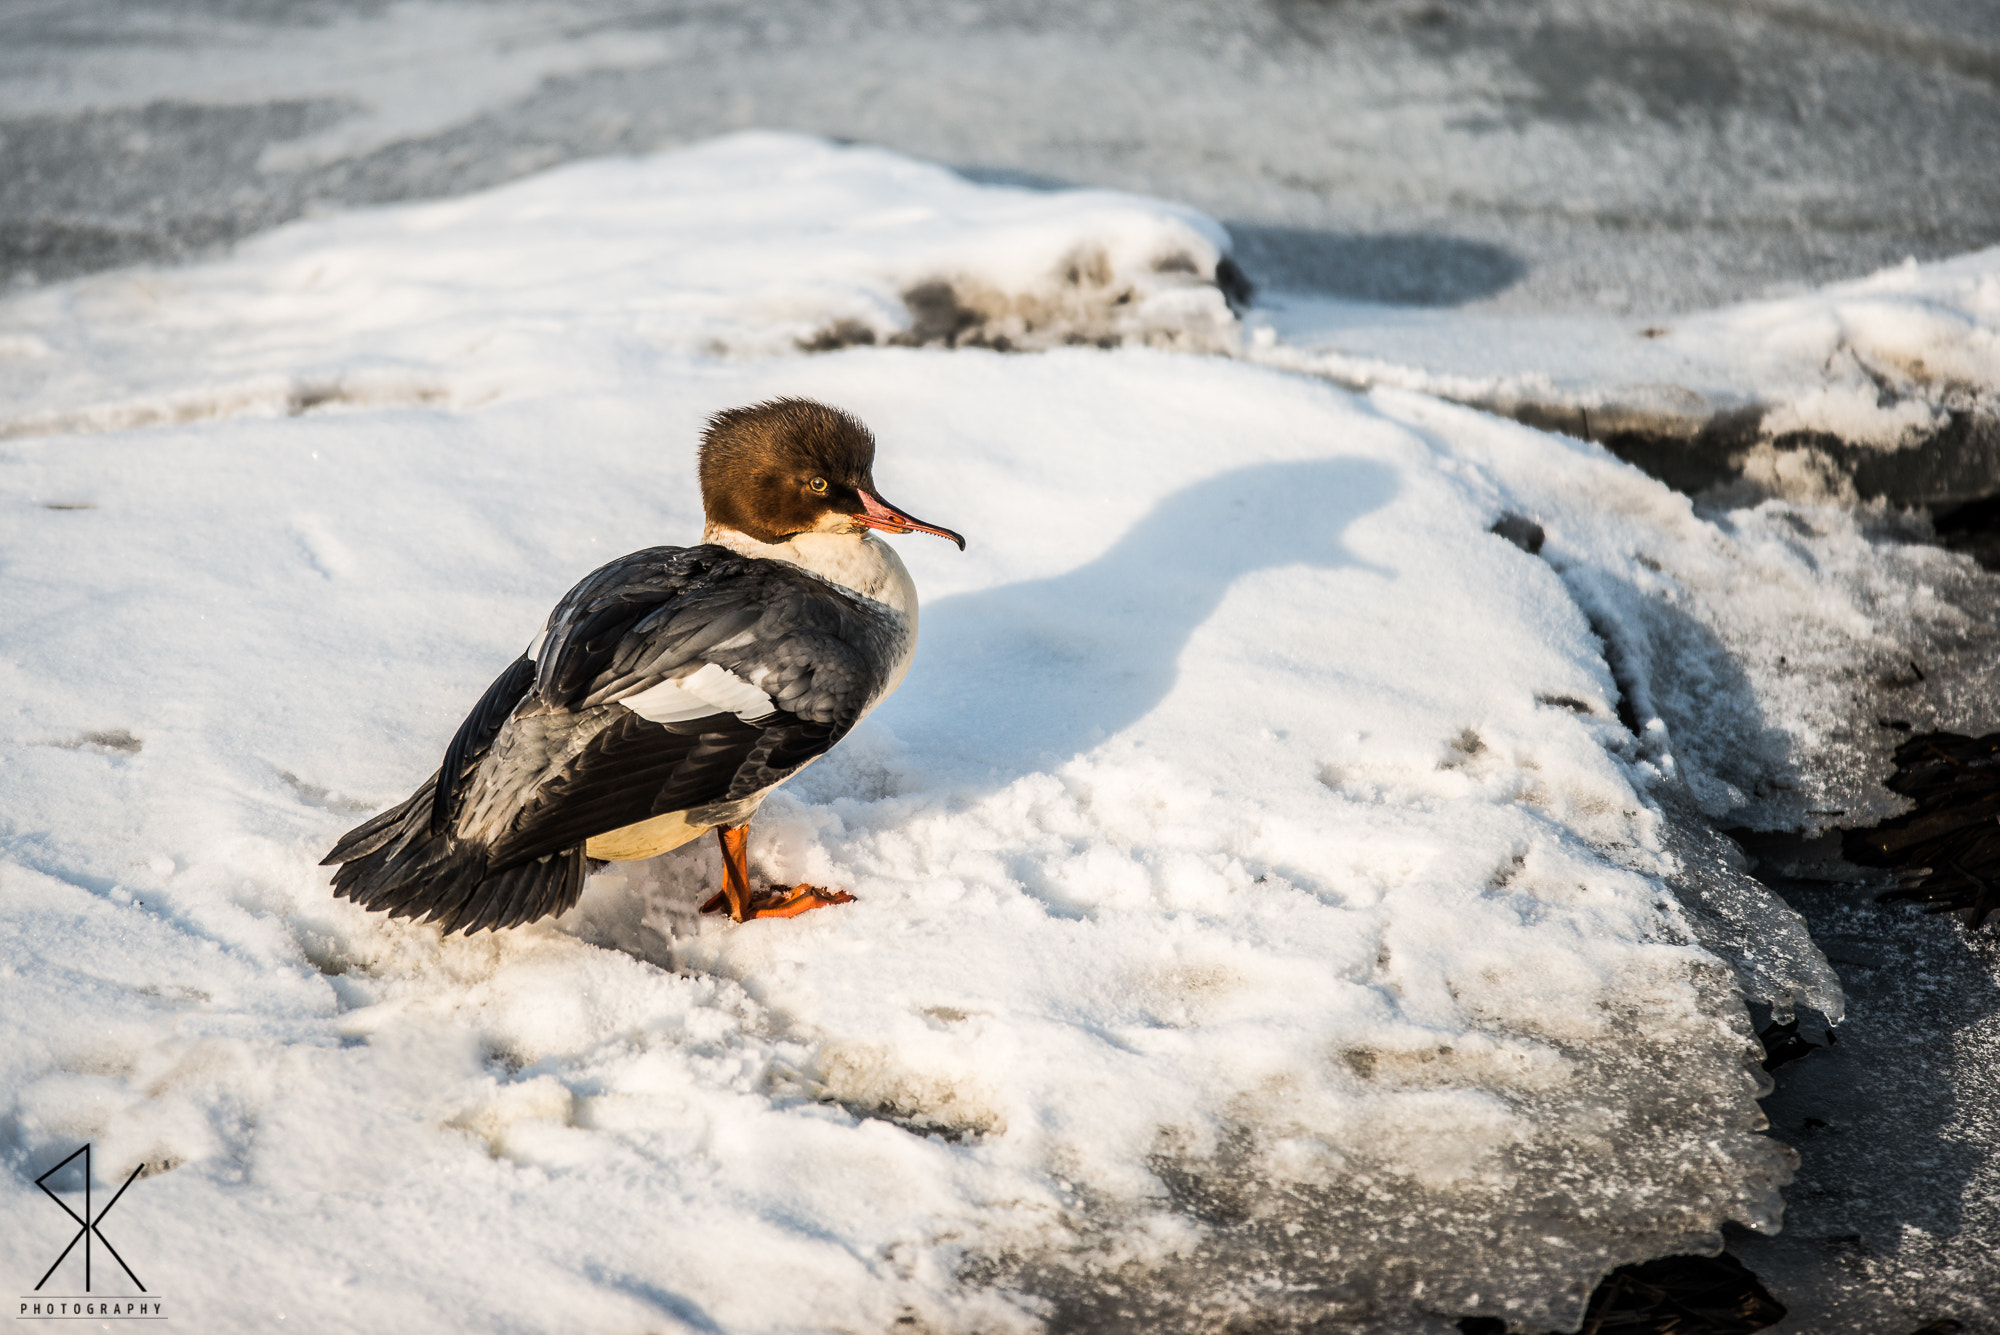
<box><xmin>0</xmin><ymin>133</ymin><xmax>1236</xmax><ymax>444</ymax></box>
<box><xmin>2</xmin><ymin>135</ymin><xmax>1978</xmax><ymax>1333</ymax></box>
<box><xmin>1257</xmin><ymin>247</ymin><xmax>2000</xmax><ymax>458</ymax></box>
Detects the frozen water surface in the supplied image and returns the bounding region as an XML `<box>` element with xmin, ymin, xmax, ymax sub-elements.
<box><xmin>4</xmin><ymin>137</ymin><xmax>1995</xmax><ymax>1331</ymax></box>
<box><xmin>3</xmin><ymin>0</ymin><xmax>1998</xmax><ymax>312</ymax></box>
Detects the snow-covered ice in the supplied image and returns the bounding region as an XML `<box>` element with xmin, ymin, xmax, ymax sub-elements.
<box><xmin>0</xmin><ymin>1</ymin><xmax>679</xmax><ymax>172</ymax></box>
<box><xmin>4</xmin><ymin>133</ymin><xmax>1994</xmax><ymax>1332</ymax></box>
<box><xmin>0</xmin><ymin>134</ymin><xmax>1238</xmax><ymax>442</ymax></box>
<box><xmin>1254</xmin><ymin>251</ymin><xmax>2000</xmax><ymax>503</ymax></box>
<box><xmin>9</xmin><ymin>0</ymin><xmax>1999</xmax><ymax>313</ymax></box>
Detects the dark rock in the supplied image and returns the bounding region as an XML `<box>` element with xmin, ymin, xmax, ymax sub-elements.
<box><xmin>1491</xmin><ymin>512</ymin><xmax>1546</xmax><ymax>554</ymax></box>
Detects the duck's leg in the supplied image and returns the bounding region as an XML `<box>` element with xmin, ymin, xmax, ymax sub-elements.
<box><xmin>698</xmin><ymin>824</ymin><xmax>856</xmax><ymax>920</ymax></box>
<box><xmin>701</xmin><ymin>825</ymin><xmax>756</xmax><ymax>922</ymax></box>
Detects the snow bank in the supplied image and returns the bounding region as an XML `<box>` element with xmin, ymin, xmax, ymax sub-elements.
<box><xmin>1696</xmin><ymin>253</ymin><xmax>2000</xmax><ymax>449</ymax></box>
<box><xmin>1254</xmin><ymin>247</ymin><xmax>2000</xmax><ymax>491</ymax></box>
<box><xmin>1248</xmin><ymin>254</ymin><xmax>2000</xmax><ymax>843</ymax></box>
<box><xmin>0</xmin><ymin>133</ymin><xmax>1925</xmax><ymax>1333</ymax></box>
<box><xmin>0</xmin><ymin>132</ymin><xmax>1237</xmax><ymax>447</ymax></box>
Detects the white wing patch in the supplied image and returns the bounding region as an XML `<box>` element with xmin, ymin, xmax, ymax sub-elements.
<box><xmin>620</xmin><ymin>662</ymin><xmax>776</xmax><ymax>724</ymax></box>
<box><xmin>526</xmin><ymin>629</ymin><xmax>549</xmax><ymax>663</ymax></box>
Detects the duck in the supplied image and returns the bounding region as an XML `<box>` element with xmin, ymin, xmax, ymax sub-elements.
<box><xmin>322</xmin><ymin>398</ymin><xmax>963</xmax><ymax>932</ymax></box>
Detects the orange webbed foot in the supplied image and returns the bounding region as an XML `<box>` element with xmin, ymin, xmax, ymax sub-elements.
<box><xmin>745</xmin><ymin>884</ymin><xmax>856</xmax><ymax>918</ymax></box>
<box><xmin>703</xmin><ymin>825</ymin><xmax>854</xmax><ymax>920</ymax></box>
<box><xmin>699</xmin><ymin>885</ymin><xmax>856</xmax><ymax>920</ymax></box>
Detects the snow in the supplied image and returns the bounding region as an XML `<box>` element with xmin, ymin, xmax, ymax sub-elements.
<box><xmin>0</xmin><ymin>134</ymin><xmax>1236</xmax><ymax>443</ymax></box>
<box><xmin>1255</xmin><ymin>248</ymin><xmax>2000</xmax><ymax>476</ymax></box>
<box><xmin>3</xmin><ymin>131</ymin><xmax>1989</xmax><ymax>1332</ymax></box>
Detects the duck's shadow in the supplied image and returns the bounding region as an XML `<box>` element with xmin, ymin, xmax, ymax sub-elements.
<box><xmin>892</xmin><ymin>456</ymin><xmax>1399</xmax><ymax>770</ymax></box>
<box><xmin>563</xmin><ymin>456</ymin><xmax>1400</xmax><ymax>959</ymax></box>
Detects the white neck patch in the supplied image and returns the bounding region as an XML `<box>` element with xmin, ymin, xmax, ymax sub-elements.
<box><xmin>704</xmin><ymin>523</ymin><xmax>919</xmax><ymax>624</ymax></box>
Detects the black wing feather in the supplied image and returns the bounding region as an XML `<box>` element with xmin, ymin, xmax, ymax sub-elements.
<box><xmin>531</xmin><ymin>547</ymin><xmax>711</xmax><ymax>707</ymax></box>
<box><xmin>431</xmin><ymin>655</ymin><xmax>536</xmax><ymax>836</ymax></box>
<box><xmin>483</xmin><ymin>710</ymin><xmax>835</xmax><ymax>869</ymax></box>
<box><xmin>534</xmin><ymin>546</ymin><xmax>890</xmax><ymax>728</ymax></box>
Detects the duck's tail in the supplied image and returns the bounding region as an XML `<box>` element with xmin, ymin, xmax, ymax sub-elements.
<box><xmin>322</xmin><ymin>776</ymin><xmax>587</xmax><ymax>935</ymax></box>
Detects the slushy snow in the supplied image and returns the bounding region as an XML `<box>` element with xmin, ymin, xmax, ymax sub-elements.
<box><xmin>5</xmin><ymin>133</ymin><xmax>1991</xmax><ymax>1333</ymax></box>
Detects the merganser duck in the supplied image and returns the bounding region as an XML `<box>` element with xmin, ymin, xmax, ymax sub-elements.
<box><xmin>322</xmin><ymin>398</ymin><xmax>963</xmax><ymax>932</ymax></box>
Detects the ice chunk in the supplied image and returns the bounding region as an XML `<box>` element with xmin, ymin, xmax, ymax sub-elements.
<box><xmin>1652</xmin><ymin>785</ymin><xmax>1846</xmax><ymax>1030</ymax></box>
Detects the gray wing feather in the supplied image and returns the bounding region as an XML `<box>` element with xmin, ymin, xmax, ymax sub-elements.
<box><xmin>539</xmin><ymin>545</ymin><xmax>898</xmax><ymax>728</ymax></box>
<box><xmin>453</xmin><ymin>544</ymin><xmax>900</xmax><ymax>846</ymax></box>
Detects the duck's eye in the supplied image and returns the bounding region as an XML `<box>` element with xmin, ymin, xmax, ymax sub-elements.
<box><xmin>809</xmin><ymin>477</ymin><xmax>829</xmax><ymax>493</ymax></box>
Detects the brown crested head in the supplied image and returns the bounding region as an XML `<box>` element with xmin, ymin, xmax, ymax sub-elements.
<box><xmin>697</xmin><ymin>398</ymin><xmax>965</xmax><ymax>549</ymax></box>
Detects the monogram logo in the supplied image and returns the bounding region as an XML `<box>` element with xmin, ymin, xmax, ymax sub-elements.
<box><xmin>34</xmin><ymin>1145</ymin><xmax>146</xmax><ymax>1294</ymax></box>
